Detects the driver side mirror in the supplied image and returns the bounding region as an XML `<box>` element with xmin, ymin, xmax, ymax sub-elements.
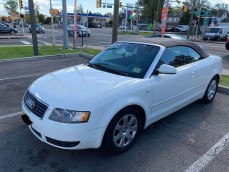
<box><xmin>158</xmin><ymin>64</ymin><xmax>177</xmax><ymax>74</ymax></box>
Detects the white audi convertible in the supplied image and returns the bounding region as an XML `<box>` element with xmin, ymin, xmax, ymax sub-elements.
<box><xmin>21</xmin><ymin>39</ymin><xmax>222</xmax><ymax>153</ymax></box>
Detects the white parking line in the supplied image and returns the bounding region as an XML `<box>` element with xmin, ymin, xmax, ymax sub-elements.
<box><xmin>0</xmin><ymin>73</ymin><xmax>46</xmax><ymax>81</ymax></box>
<box><xmin>38</xmin><ymin>40</ymin><xmax>52</xmax><ymax>45</ymax></box>
<box><xmin>0</xmin><ymin>111</ymin><xmax>24</xmax><ymax>120</ymax></box>
<box><xmin>20</xmin><ymin>41</ymin><xmax>32</xmax><ymax>45</ymax></box>
<box><xmin>185</xmin><ymin>133</ymin><xmax>229</xmax><ymax>172</ymax></box>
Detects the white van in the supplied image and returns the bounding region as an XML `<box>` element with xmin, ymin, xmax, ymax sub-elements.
<box><xmin>204</xmin><ymin>26</ymin><xmax>229</xmax><ymax>41</ymax></box>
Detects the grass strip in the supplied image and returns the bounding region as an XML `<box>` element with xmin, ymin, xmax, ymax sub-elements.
<box><xmin>220</xmin><ymin>75</ymin><xmax>229</xmax><ymax>87</ymax></box>
<box><xmin>0</xmin><ymin>46</ymin><xmax>101</xmax><ymax>60</ymax></box>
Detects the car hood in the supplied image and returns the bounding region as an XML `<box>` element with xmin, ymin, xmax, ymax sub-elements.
<box><xmin>29</xmin><ymin>64</ymin><xmax>135</xmax><ymax>109</ymax></box>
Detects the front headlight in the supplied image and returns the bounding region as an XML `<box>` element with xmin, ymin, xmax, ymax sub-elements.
<box><xmin>49</xmin><ymin>108</ymin><xmax>90</xmax><ymax>123</ymax></box>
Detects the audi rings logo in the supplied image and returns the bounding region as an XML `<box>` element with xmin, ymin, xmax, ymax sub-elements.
<box><xmin>25</xmin><ymin>97</ymin><xmax>35</xmax><ymax>109</ymax></box>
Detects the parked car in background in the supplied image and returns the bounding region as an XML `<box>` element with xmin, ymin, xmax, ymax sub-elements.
<box><xmin>29</xmin><ymin>24</ymin><xmax>45</xmax><ymax>33</ymax></box>
<box><xmin>68</xmin><ymin>24</ymin><xmax>91</xmax><ymax>37</ymax></box>
<box><xmin>0</xmin><ymin>21</ymin><xmax>9</xmax><ymax>27</ymax></box>
<box><xmin>175</xmin><ymin>25</ymin><xmax>189</xmax><ymax>32</ymax></box>
<box><xmin>20</xmin><ymin>22</ymin><xmax>29</xmax><ymax>27</ymax></box>
<box><xmin>148</xmin><ymin>34</ymin><xmax>186</xmax><ymax>40</ymax></box>
<box><xmin>226</xmin><ymin>33</ymin><xmax>229</xmax><ymax>50</ymax></box>
<box><xmin>21</xmin><ymin>38</ymin><xmax>222</xmax><ymax>153</ymax></box>
<box><xmin>165</xmin><ymin>26</ymin><xmax>175</xmax><ymax>32</ymax></box>
<box><xmin>204</xmin><ymin>26</ymin><xmax>229</xmax><ymax>41</ymax></box>
<box><xmin>88</xmin><ymin>22</ymin><xmax>98</xmax><ymax>28</ymax></box>
<box><xmin>0</xmin><ymin>24</ymin><xmax>17</xmax><ymax>34</ymax></box>
<box><xmin>119</xmin><ymin>25</ymin><xmax>129</xmax><ymax>30</ymax></box>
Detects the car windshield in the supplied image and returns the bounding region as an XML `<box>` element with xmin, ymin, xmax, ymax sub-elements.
<box><xmin>78</xmin><ymin>25</ymin><xmax>86</xmax><ymax>29</ymax></box>
<box><xmin>206</xmin><ymin>28</ymin><xmax>220</xmax><ymax>33</ymax></box>
<box><xmin>36</xmin><ymin>24</ymin><xmax>41</xmax><ymax>27</ymax></box>
<box><xmin>87</xmin><ymin>42</ymin><xmax>160</xmax><ymax>79</ymax></box>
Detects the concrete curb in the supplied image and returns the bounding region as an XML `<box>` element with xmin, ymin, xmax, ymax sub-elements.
<box><xmin>190</xmin><ymin>39</ymin><xmax>226</xmax><ymax>44</ymax></box>
<box><xmin>0</xmin><ymin>53</ymin><xmax>94</xmax><ymax>63</ymax></box>
<box><xmin>218</xmin><ymin>85</ymin><xmax>229</xmax><ymax>95</ymax></box>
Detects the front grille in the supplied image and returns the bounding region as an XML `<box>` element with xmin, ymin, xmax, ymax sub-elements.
<box><xmin>46</xmin><ymin>137</ymin><xmax>80</xmax><ymax>148</ymax></box>
<box><xmin>24</xmin><ymin>91</ymin><xmax>48</xmax><ymax>118</ymax></box>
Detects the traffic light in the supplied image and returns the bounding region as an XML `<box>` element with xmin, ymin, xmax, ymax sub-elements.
<box><xmin>19</xmin><ymin>0</ymin><xmax>23</xmax><ymax>9</ymax></box>
<box><xmin>119</xmin><ymin>2</ymin><xmax>122</xmax><ymax>8</ymax></box>
<box><xmin>96</xmin><ymin>0</ymin><xmax>102</xmax><ymax>8</ymax></box>
<box><xmin>183</xmin><ymin>5</ymin><xmax>188</xmax><ymax>12</ymax></box>
<box><xmin>129</xmin><ymin>10</ymin><xmax>133</xmax><ymax>19</ymax></box>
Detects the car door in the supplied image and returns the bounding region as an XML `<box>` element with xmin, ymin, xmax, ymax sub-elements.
<box><xmin>0</xmin><ymin>24</ymin><xmax>5</xmax><ymax>33</ymax></box>
<box><xmin>149</xmin><ymin>46</ymin><xmax>197</xmax><ymax>122</ymax></box>
<box><xmin>186</xmin><ymin>47</ymin><xmax>211</xmax><ymax>95</ymax></box>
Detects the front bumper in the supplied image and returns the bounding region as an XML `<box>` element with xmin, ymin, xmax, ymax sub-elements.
<box><xmin>22</xmin><ymin>103</ymin><xmax>105</xmax><ymax>150</ymax></box>
<box><xmin>203</xmin><ymin>35</ymin><xmax>220</xmax><ymax>40</ymax></box>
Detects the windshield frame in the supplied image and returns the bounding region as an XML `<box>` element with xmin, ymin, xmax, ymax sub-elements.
<box><xmin>86</xmin><ymin>42</ymin><xmax>162</xmax><ymax>79</ymax></box>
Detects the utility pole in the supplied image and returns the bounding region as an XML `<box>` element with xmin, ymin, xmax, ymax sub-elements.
<box><xmin>154</xmin><ymin>0</ymin><xmax>160</xmax><ymax>35</ymax></box>
<box><xmin>28</xmin><ymin>0</ymin><xmax>39</xmax><ymax>56</ymax></box>
<box><xmin>62</xmin><ymin>0</ymin><xmax>68</xmax><ymax>49</ymax></box>
<box><xmin>187</xmin><ymin>0</ymin><xmax>196</xmax><ymax>40</ymax></box>
<box><xmin>50</xmin><ymin>0</ymin><xmax>56</xmax><ymax>46</ymax></box>
<box><xmin>112</xmin><ymin>0</ymin><xmax>119</xmax><ymax>43</ymax></box>
<box><xmin>136</xmin><ymin>0</ymin><xmax>140</xmax><ymax>34</ymax></box>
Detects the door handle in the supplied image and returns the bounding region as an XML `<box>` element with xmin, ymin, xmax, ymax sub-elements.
<box><xmin>191</xmin><ymin>72</ymin><xmax>195</xmax><ymax>77</ymax></box>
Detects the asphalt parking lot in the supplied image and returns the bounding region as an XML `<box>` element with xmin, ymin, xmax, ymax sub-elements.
<box><xmin>1</xmin><ymin>55</ymin><xmax>229</xmax><ymax>172</ymax></box>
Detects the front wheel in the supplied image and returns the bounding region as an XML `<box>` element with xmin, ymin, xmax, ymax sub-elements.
<box><xmin>103</xmin><ymin>108</ymin><xmax>142</xmax><ymax>153</ymax></box>
<box><xmin>201</xmin><ymin>76</ymin><xmax>219</xmax><ymax>103</ymax></box>
<box><xmin>10</xmin><ymin>30</ymin><xmax>16</xmax><ymax>35</ymax></box>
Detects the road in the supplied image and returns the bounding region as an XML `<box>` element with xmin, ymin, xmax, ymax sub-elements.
<box><xmin>1</xmin><ymin>56</ymin><xmax>229</xmax><ymax>171</ymax></box>
<box><xmin>0</xmin><ymin>26</ymin><xmax>228</xmax><ymax>74</ymax></box>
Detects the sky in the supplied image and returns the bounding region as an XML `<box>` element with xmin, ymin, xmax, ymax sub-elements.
<box><xmin>0</xmin><ymin>0</ymin><xmax>228</xmax><ymax>16</ymax></box>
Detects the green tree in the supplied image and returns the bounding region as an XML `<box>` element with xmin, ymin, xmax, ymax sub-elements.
<box><xmin>179</xmin><ymin>11</ymin><xmax>190</xmax><ymax>25</ymax></box>
<box><xmin>215</xmin><ymin>3</ymin><xmax>229</xmax><ymax>10</ymax></box>
<box><xmin>119</xmin><ymin>7</ymin><xmax>126</xmax><ymax>23</ymax></box>
<box><xmin>38</xmin><ymin>14</ymin><xmax>45</xmax><ymax>24</ymax></box>
<box><xmin>4</xmin><ymin>0</ymin><xmax>18</xmax><ymax>15</ymax></box>
<box><xmin>45</xmin><ymin>17</ymin><xmax>51</xmax><ymax>24</ymax></box>
<box><xmin>77</xmin><ymin>4</ymin><xmax>84</xmax><ymax>14</ymax></box>
<box><xmin>139</xmin><ymin>0</ymin><xmax>164</xmax><ymax>23</ymax></box>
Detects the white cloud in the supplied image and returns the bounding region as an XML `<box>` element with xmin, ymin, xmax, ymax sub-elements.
<box><xmin>222</xmin><ymin>0</ymin><xmax>229</xmax><ymax>3</ymax></box>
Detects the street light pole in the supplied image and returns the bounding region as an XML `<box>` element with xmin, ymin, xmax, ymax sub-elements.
<box><xmin>62</xmin><ymin>0</ymin><xmax>68</xmax><ymax>49</ymax></box>
<box><xmin>50</xmin><ymin>0</ymin><xmax>56</xmax><ymax>46</ymax></box>
<box><xmin>187</xmin><ymin>0</ymin><xmax>196</xmax><ymax>40</ymax></box>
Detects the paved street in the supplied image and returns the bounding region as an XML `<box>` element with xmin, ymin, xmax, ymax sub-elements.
<box><xmin>0</xmin><ymin>55</ymin><xmax>229</xmax><ymax>171</ymax></box>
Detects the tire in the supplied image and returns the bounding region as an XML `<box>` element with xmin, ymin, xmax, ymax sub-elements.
<box><xmin>226</xmin><ymin>43</ymin><xmax>229</xmax><ymax>50</ymax></box>
<box><xmin>201</xmin><ymin>76</ymin><xmax>219</xmax><ymax>103</ymax></box>
<box><xmin>103</xmin><ymin>108</ymin><xmax>142</xmax><ymax>153</ymax></box>
<box><xmin>10</xmin><ymin>30</ymin><xmax>16</xmax><ymax>35</ymax></box>
<box><xmin>88</xmin><ymin>34</ymin><xmax>90</xmax><ymax>37</ymax></box>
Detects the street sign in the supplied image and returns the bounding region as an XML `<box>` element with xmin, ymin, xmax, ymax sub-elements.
<box><xmin>49</xmin><ymin>9</ymin><xmax>59</xmax><ymax>15</ymax></box>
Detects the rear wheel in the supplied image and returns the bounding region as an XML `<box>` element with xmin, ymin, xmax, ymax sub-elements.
<box><xmin>103</xmin><ymin>108</ymin><xmax>142</xmax><ymax>153</ymax></box>
<box><xmin>201</xmin><ymin>76</ymin><xmax>219</xmax><ymax>103</ymax></box>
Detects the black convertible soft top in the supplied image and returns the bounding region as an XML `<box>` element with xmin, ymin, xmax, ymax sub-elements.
<box><xmin>120</xmin><ymin>38</ymin><xmax>209</xmax><ymax>59</ymax></box>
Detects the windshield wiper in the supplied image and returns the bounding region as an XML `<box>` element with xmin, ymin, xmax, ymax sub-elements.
<box><xmin>94</xmin><ymin>63</ymin><xmax>129</xmax><ymax>76</ymax></box>
<box><xmin>86</xmin><ymin>62</ymin><xmax>129</xmax><ymax>76</ymax></box>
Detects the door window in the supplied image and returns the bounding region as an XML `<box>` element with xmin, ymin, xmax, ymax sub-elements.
<box><xmin>187</xmin><ymin>47</ymin><xmax>202</xmax><ymax>61</ymax></box>
<box><xmin>157</xmin><ymin>46</ymin><xmax>192</xmax><ymax>68</ymax></box>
